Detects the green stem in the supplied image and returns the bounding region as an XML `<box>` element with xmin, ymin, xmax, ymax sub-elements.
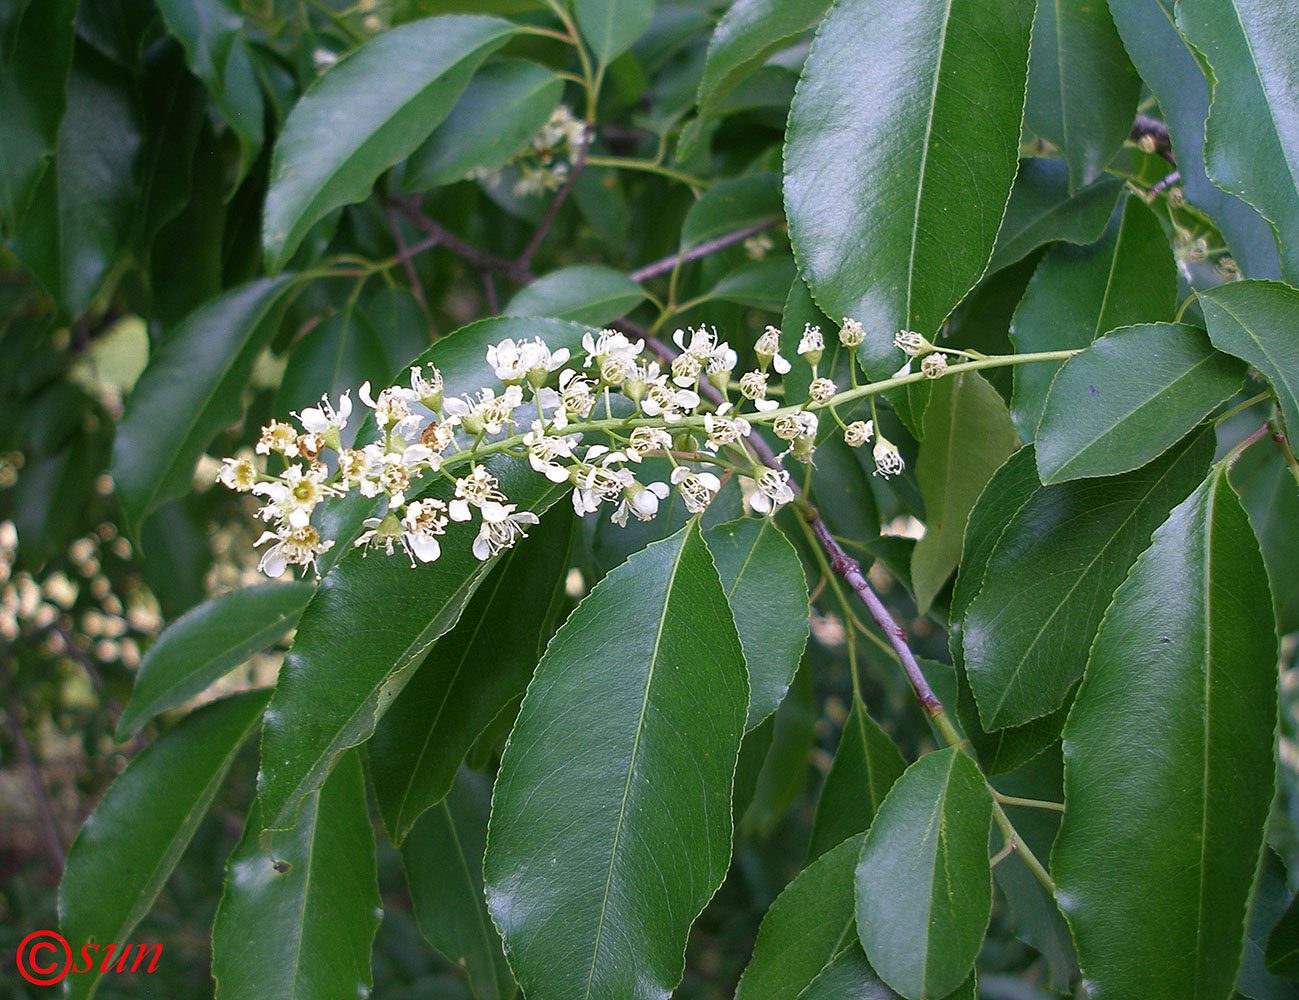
<box><xmin>1215</xmin><ymin>391</ymin><xmax>1272</xmax><ymax>425</ymax></box>
<box><xmin>992</xmin><ymin>791</ymin><xmax>1066</xmax><ymax>813</ymax></box>
<box><xmin>583</xmin><ymin>155</ymin><xmax>710</xmax><ymax>190</ymax></box>
<box><xmin>991</xmin><ymin>801</ymin><xmax>1057</xmax><ymax>893</ymax></box>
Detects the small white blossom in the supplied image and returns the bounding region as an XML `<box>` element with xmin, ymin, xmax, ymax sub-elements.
<box><xmin>750</xmin><ymin>468</ymin><xmax>795</xmax><ymax>515</ymax></box>
<box><xmin>921</xmin><ymin>352</ymin><xmax>949</xmax><ymax>379</ymax></box>
<box><xmin>844</xmin><ymin>420</ymin><xmax>873</xmax><ymax>448</ymax></box>
<box><xmin>256</xmin><ymin>524</ymin><xmax>333</xmax><ymax>578</ymax></box>
<box><xmin>612</xmin><ymin>481</ymin><xmax>670</xmax><ymax>526</ymax></box>
<box><xmin>744</xmin><ymin>233</ymin><xmax>774</xmax><ymax>260</ymax></box>
<box><xmin>524</xmin><ymin>420</ymin><xmax>578</xmax><ymax>483</ymax></box>
<box><xmin>472</xmin><ymin>507</ymin><xmax>540</xmax><ymax>560</ymax></box>
<box><xmin>408</xmin><ymin>365</ymin><xmax>444</xmax><ymax>409</ymax></box>
<box><xmin>893</xmin><ymin>330</ymin><xmax>928</xmax><ymax>357</ymax></box>
<box><xmin>217</xmin><ymin>455</ymin><xmax>258</xmax><ymax>492</ymax></box>
<box><xmin>449</xmin><ymin>465</ymin><xmax>508</xmax><ymax>522</ymax></box>
<box><xmin>253</xmin><ymin>464</ymin><xmax>339</xmax><ymax>528</ymax></box>
<box><xmin>642</xmin><ymin>376</ymin><xmax>699</xmax><ymax>423</ymax></box>
<box><xmin>295</xmin><ymin>392</ymin><xmax>352</xmax><ymax>448</ymax></box>
<box><xmin>738</xmin><ymin>370</ymin><xmax>778</xmax><ymax>412</ymax></box>
<box><xmin>807</xmin><ymin>377</ymin><xmax>836</xmax><ymax>405</ymax></box>
<box><xmin>257</xmin><ymin>420</ymin><xmax>300</xmax><ymax>457</ymax></box>
<box><xmin>487</xmin><ymin>337</ymin><xmax>571</xmax><ymax>384</ymax></box>
<box><xmin>773</xmin><ymin>410</ymin><xmax>818</xmax><ymax>441</ymax></box>
<box><xmin>359</xmin><ymin>381</ymin><xmax>415</xmax><ymax>430</ymax></box>
<box><xmin>626</xmin><ymin>426</ymin><xmax>673</xmax><ymax>461</ymax></box>
<box><xmin>755</xmin><ymin>325</ymin><xmax>792</xmax><ymax>374</ymax></box>
<box><xmin>670</xmin><ymin>466</ymin><xmax>722</xmax><ymax>513</ymax></box>
<box><xmin>797</xmin><ymin>324</ymin><xmax>824</xmax><ymax>359</ymax></box>
<box><xmin>703</xmin><ymin>405</ymin><xmax>751</xmax><ymax>453</ymax></box>
<box><xmin>872</xmin><ymin>435</ymin><xmax>905</xmax><ymax>477</ymax></box>
<box><xmin>839</xmin><ymin>318</ymin><xmax>865</xmax><ymax>348</ymax></box>
<box><xmin>571</xmin><ymin>447</ymin><xmax>634</xmax><ymax>515</ymax></box>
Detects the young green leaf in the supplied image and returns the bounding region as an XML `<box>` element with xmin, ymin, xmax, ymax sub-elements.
<box><xmin>262</xmin><ymin>15</ymin><xmax>518</xmax><ymax>272</ymax></box>
<box><xmin>1199</xmin><ymin>280</ymin><xmax>1299</xmax><ymax>439</ymax></box>
<box><xmin>117</xmin><ymin>581</ymin><xmax>313</xmax><ymax>736</ymax></box>
<box><xmin>1108</xmin><ymin>0</ymin><xmax>1280</xmax><ymax>280</ymax></box>
<box><xmin>785</xmin><ymin>0</ymin><xmax>1034</xmax><ymax>379</ymax></box>
<box><xmin>1035</xmin><ymin>323</ymin><xmax>1244</xmax><ymax>484</ymax></box>
<box><xmin>1053</xmin><ymin>464</ymin><xmax>1278</xmax><ymax>999</ymax></box>
<box><xmin>400</xmin><ymin>768</ymin><xmax>514</xmax><ymax>1000</ymax></box>
<box><xmin>112</xmin><ymin>275</ymin><xmax>297</xmax><ymax>535</ymax></box>
<box><xmin>856</xmin><ymin>747</ymin><xmax>993</xmax><ymax>1000</ymax></box>
<box><xmin>1010</xmin><ymin>195</ymin><xmax>1177</xmax><ymax>440</ymax></box>
<box><xmin>573</xmin><ymin>0</ymin><xmax>654</xmax><ymax>66</ymax></box>
<box><xmin>404</xmin><ymin>59</ymin><xmax>563</xmax><ymax>191</ymax></box>
<box><xmin>212</xmin><ymin>752</ymin><xmax>380</xmax><ymax>1000</ymax></box>
<box><xmin>484</xmin><ymin>521</ymin><xmax>748</xmax><ymax>1000</ymax></box>
<box><xmin>59</xmin><ymin>689</ymin><xmax>270</xmax><ymax>1000</ymax></box>
<box><xmin>704</xmin><ymin>516</ymin><xmax>809</xmax><ymax>729</ymax></box>
<box><xmin>1176</xmin><ymin>0</ymin><xmax>1299</xmax><ymax>281</ymax></box>
<box><xmin>911</xmin><ymin>372</ymin><xmax>1018</xmax><ymax>615</ymax></box>
<box><xmin>806</xmin><ymin>697</ymin><xmax>907</xmax><ymax>863</ymax></box>
<box><xmin>368</xmin><ymin>506</ymin><xmax>574</xmax><ymax>843</ymax></box>
<box><xmin>736</xmin><ymin>833</ymin><xmax>865</xmax><ymax>1000</ymax></box>
<box><xmin>988</xmin><ymin>159</ymin><xmax>1124</xmax><ymax>273</ymax></box>
<box><xmin>505</xmin><ymin>265</ymin><xmax>646</xmax><ymax>326</ymax></box>
<box><xmin>964</xmin><ymin>429</ymin><xmax>1213</xmax><ymax>729</ymax></box>
<box><xmin>1023</xmin><ymin>0</ymin><xmax>1141</xmax><ymax>189</ymax></box>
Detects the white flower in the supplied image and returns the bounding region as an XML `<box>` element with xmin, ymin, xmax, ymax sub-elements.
<box><xmin>626</xmin><ymin>426</ymin><xmax>673</xmax><ymax>461</ymax></box>
<box><xmin>253</xmin><ymin>464</ymin><xmax>340</xmax><ymax>528</ymax></box>
<box><xmin>487</xmin><ymin>337</ymin><xmax>570</xmax><ymax>384</ymax></box>
<box><xmin>472</xmin><ymin>506</ymin><xmax>540</xmax><ymax>560</ymax></box>
<box><xmin>359</xmin><ymin>381</ymin><xmax>415</xmax><ymax>429</ymax></box>
<box><xmin>256</xmin><ymin>524</ymin><xmax>333</xmax><ymax>578</ymax></box>
<box><xmin>217</xmin><ymin>455</ymin><xmax>258</xmax><ymax>492</ymax></box>
<box><xmin>744</xmin><ymin>233</ymin><xmax>774</xmax><ymax>259</ymax></box>
<box><xmin>839</xmin><ymin>318</ymin><xmax>865</xmax><ymax>348</ymax></box>
<box><xmin>444</xmin><ymin>385</ymin><xmax>524</xmax><ymax>435</ymax></box>
<box><xmin>873</xmin><ymin>435</ymin><xmax>905</xmax><ymax>477</ymax></box>
<box><xmin>524</xmin><ymin>420</ymin><xmax>578</xmax><ymax>483</ymax></box>
<box><xmin>670</xmin><ymin>466</ymin><xmax>722</xmax><ymax>513</ymax></box>
<box><xmin>921</xmin><ymin>352</ymin><xmax>949</xmax><ymax>379</ymax></box>
<box><xmin>738</xmin><ymin>370</ymin><xmax>778</xmax><ymax>412</ymax></box>
<box><xmin>556</xmin><ymin>368</ymin><xmax>598</xmax><ymax>424</ymax></box>
<box><xmin>612</xmin><ymin>481</ymin><xmax>670</xmax><ymax>526</ymax></box>
<box><xmin>773</xmin><ymin>411</ymin><xmax>818</xmax><ymax>441</ymax></box>
<box><xmin>571</xmin><ymin>447</ymin><xmax>634</xmax><ymax>515</ymax></box>
<box><xmin>893</xmin><ymin>330</ymin><xmax>928</xmax><ymax>357</ymax></box>
<box><xmin>408</xmin><ymin>366</ymin><xmax>444</xmax><ymax>408</ymax></box>
<box><xmin>582</xmin><ymin>329</ymin><xmax>643</xmax><ymax>368</ymax></box>
<box><xmin>295</xmin><ymin>392</ymin><xmax>352</xmax><ymax>447</ymax></box>
<box><xmin>449</xmin><ymin>465</ymin><xmax>508</xmax><ymax>522</ymax></box>
<box><xmin>844</xmin><ymin>420</ymin><xmax>873</xmax><ymax>448</ymax></box>
<box><xmin>755</xmin><ymin>325</ymin><xmax>792</xmax><ymax>374</ymax></box>
<box><xmin>670</xmin><ymin>351</ymin><xmax>704</xmax><ymax>387</ymax></box>
<box><xmin>798</xmin><ymin>324</ymin><xmax>824</xmax><ymax>364</ymax></box>
<box><xmin>641</xmin><ymin>376</ymin><xmax>699</xmax><ymax>423</ymax></box>
<box><xmin>750</xmin><ymin>468</ymin><xmax>795</xmax><ymax>514</ymax></box>
<box><xmin>807</xmin><ymin>377</ymin><xmax>837</xmax><ymax>405</ymax></box>
<box><xmin>703</xmin><ymin>405</ymin><xmax>751</xmax><ymax>453</ymax></box>
<box><xmin>401</xmin><ymin>499</ymin><xmax>449</xmax><ymax>563</ymax></box>
<box><xmin>257</xmin><ymin>420</ymin><xmax>300</xmax><ymax>457</ymax></box>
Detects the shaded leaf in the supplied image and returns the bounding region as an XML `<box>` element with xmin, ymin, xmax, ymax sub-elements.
<box><xmin>988</xmin><ymin>159</ymin><xmax>1123</xmax><ymax>273</ymax></box>
<box><xmin>573</xmin><ymin>0</ymin><xmax>654</xmax><ymax>65</ymax></box>
<box><xmin>703</xmin><ymin>258</ymin><xmax>797</xmax><ymax>310</ymax></box>
<box><xmin>1230</xmin><ymin>443</ymin><xmax>1299</xmax><ymax>638</ymax></box>
<box><xmin>680</xmin><ymin>172</ymin><xmax>783</xmax><ymax>249</ymax></box>
<box><xmin>505</xmin><ymin>265</ymin><xmax>646</xmax><ymax>326</ymax></box>
<box><xmin>1054</xmin><ymin>463</ymin><xmax>1278</xmax><ymax>999</ymax></box>
<box><xmin>795</xmin><ymin>943</ymin><xmax>900</xmax><ymax>1000</ymax></box>
<box><xmin>484</xmin><ymin>521</ymin><xmax>747</xmax><ymax>1000</ymax></box>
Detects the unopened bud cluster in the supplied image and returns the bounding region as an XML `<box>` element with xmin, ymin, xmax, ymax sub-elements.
<box><xmin>219</xmin><ymin>316</ymin><xmax>944</xmax><ymax>577</ymax></box>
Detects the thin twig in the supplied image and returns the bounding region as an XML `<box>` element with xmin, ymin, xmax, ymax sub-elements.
<box><xmin>385</xmin><ymin>206</ymin><xmax>432</xmax><ymax>316</ymax></box>
<box><xmin>629</xmin><ymin>220</ymin><xmax>780</xmax><ymax>283</ymax></box>
<box><xmin>1150</xmin><ymin>170</ymin><xmax>1181</xmax><ymax>196</ymax></box>
<box><xmin>482</xmin><ymin>271</ymin><xmax>499</xmax><ymax>317</ymax></box>
<box><xmin>516</xmin><ymin>130</ymin><xmax>591</xmax><ymax>271</ymax></box>
<box><xmin>394</xmin><ymin>198</ymin><xmax>533</xmax><ymax>285</ymax></box>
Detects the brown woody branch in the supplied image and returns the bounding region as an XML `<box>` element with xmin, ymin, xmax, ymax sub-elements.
<box><xmin>628</xmin><ymin>220</ymin><xmax>780</xmax><ymax>283</ymax></box>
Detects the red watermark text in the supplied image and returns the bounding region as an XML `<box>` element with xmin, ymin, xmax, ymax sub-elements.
<box><xmin>15</xmin><ymin>930</ymin><xmax>163</xmax><ymax>986</ymax></box>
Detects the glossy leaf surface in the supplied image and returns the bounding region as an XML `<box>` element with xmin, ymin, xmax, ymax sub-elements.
<box><xmin>118</xmin><ymin>581</ymin><xmax>313</xmax><ymax>736</ymax></box>
<box><xmin>856</xmin><ymin>748</ymin><xmax>993</xmax><ymax>1000</ymax></box>
<box><xmin>485</xmin><ymin>521</ymin><xmax>747</xmax><ymax>1000</ymax></box>
<box><xmin>1035</xmin><ymin>323</ymin><xmax>1244</xmax><ymax>484</ymax></box>
<box><xmin>1054</xmin><ymin>464</ymin><xmax>1278</xmax><ymax>999</ymax></box>
<box><xmin>505</xmin><ymin>265</ymin><xmax>646</xmax><ymax>326</ymax></box>
<box><xmin>785</xmin><ymin>0</ymin><xmax>1034</xmax><ymax>379</ymax></box>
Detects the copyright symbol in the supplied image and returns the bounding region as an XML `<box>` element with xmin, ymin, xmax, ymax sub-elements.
<box><xmin>16</xmin><ymin>930</ymin><xmax>71</xmax><ymax>986</ymax></box>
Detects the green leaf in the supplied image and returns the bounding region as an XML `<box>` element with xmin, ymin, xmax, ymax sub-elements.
<box><xmin>1242</xmin><ymin>851</ymin><xmax>1299</xmax><ymax>997</ymax></box>
<box><xmin>740</xmin><ymin>661</ymin><xmax>816</xmax><ymax>835</ymax></box>
<box><xmin>505</xmin><ymin>265</ymin><xmax>646</xmax><ymax>326</ymax></box>
<box><xmin>118</xmin><ymin>581</ymin><xmax>314</xmax><ymax>737</ymax></box>
<box><xmin>1231</xmin><ymin>444</ymin><xmax>1299</xmax><ymax>638</ymax></box>
<box><xmin>401</xmin><ymin>768</ymin><xmax>514</xmax><ymax>1000</ymax></box>
<box><xmin>404</xmin><ymin>59</ymin><xmax>563</xmax><ymax>190</ymax></box>
<box><xmin>1053</xmin><ymin>463</ymin><xmax>1278</xmax><ymax>999</ymax></box>
<box><xmin>964</xmin><ymin>429</ymin><xmax>1213</xmax><ymax>729</ymax></box>
<box><xmin>484</xmin><ymin>521</ymin><xmax>748</xmax><ymax>1000</ymax></box>
<box><xmin>1266</xmin><ymin>886</ymin><xmax>1299</xmax><ymax>980</ymax></box>
<box><xmin>276</xmin><ymin>304</ymin><xmax>392</xmax><ymax>438</ymax></box>
<box><xmin>368</xmin><ymin>506</ymin><xmax>574</xmax><ymax>843</ymax></box>
<box><xmin>988</xmin><ymin>159</ymin><xmax>1123</xmax><ymax>273</ymax></box>
<box><xmin>806</xmin><ymin>697</ymin><xmax>907</xmax><ymax>863</ymax></box>
<box><xmin>702</xmin><ymin>258</ymin><xmax>797</xmax><ymax>311</ymax></box>
<box><xmin>704</xmin><ymin>516</ymin><xmax>808</xmax><ymax>729</ymax></box>
<box><xmin>1199</xmin><ymin>280</ymin><xmax>1299</xmax><ymax>440</ymax></box>
<box><xmin>1010</xmin><ymin>195</ymin><xmax>1177</xmax><ymax>440</ymax></box>
<box><xmin>0</xmin><ymin>0</ymin><xmax>76</xmax><ymax>231</ymax></box>
<box><xmin>212</xmin><ymin>751</ymin><xmax>381</xmax><ymax>1000</ymax></box>
<box><xmin>112</xmin><ymin>276</ymin><xmax>297</xmax><ymax>535</ymax></box>
<box><xmin>59</xmin><ymin>690</ymin><xmax>270</xmax><ymax>1000</ymax></box>
<box><xmin>1035</xmin><ymin>323</ymin><xmax>1244</xmax><ymax>484</ymax></box>
<box><xmin>262</xmin><ymin>15</ymin><xmax>517</xmax><ymax>272</ymax></box>
<box><xmin>155</xmin><ymin>0</ymin><xmax>264</xmax><ymax>182</ymax></box>
<box><xmin>680</xmin><ymin>172</ymin><xmax>783</xmax><ymax>250</ymax></box>
<box><xmin>1176</xmin><ymin>0</ymin><xmax>1299</xmax><ymax>281</ymax></box>
<box><xmin>1023</xmin><ymin>0</ymin><xmax>1141</xmax><ymax>189</ymax></box>
<box><xmin>735</xmin><ymin>832</ymin><xmax>865</xmax><ymax>1000</ymax></box>
<box><xmin>10</xmin><ymin>48</ymin><xmax>144</xmax><ymax>318</ymax></box>
<box><xmin>911</xmin><ymin>372</ymin><xmax>1018</xmax><ymax>614</ymax></box>
<box><xmin>1108</xmin><ymin>0</ymin><xmax>1280</xmax><ymax>280</ymax></box>
<box><xmin>855</xmin><ymin>747</ymin><xmax>993</xmax><ymax>1000</ymax></box>
<box><xmin>257</xmin><ymin>317</ymin><xmax>592</xmax><ymax>831</ymax></box>
<box><xmin>573</xmin><ymin>0</ymin><xmax>655</xmax><ymax>66</ymax></box>
<box><xmin>795</xmin><ymin>944</ymin><xmax>899</xmax><ymax>1000</ymax></box>
<box><xmin>785</xmin><ymin>0</ymin><xmax>1034</xmax><ymax>380</ymax></box>
<box><xmin>683</xmin><ymin>0</ymin><xmax>830</xmax><ymax>157</ymax></box>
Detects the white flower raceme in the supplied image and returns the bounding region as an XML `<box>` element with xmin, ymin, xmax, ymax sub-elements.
<box><xmin>523</xmin><ymin>420</ymin><xmax>578</xmax><ymax>483</ymax></box>
<box><xmin>755</xmin><ymin>325</ymin><xmax>792</xmax><ymax>374</ymax></box>
<box><xmin>839</xmin><ymin>317</ymin><xmax>865</xmax><ymax>348</ymax></box>
<box><xmin>872</xmin><ymin>435</ymin><xmax>905</xmax><ymax>477</ymax></box>
<box><xmin>844</xmin><ymin>420</ymin><xmax>873</xmax><ymax>448</ymax></box>
<box><xmin>472</xmin><ymin>506</ymin><xmax>540</xmax><ymax>560</ymax></box>
<box><xmin>750</xmin><ymin>468</ymin><xmax>795</xmax><ymax>514</ymax></box>
<box><xmin>671</xmin><ymin>466</ymin><xmax>722</xmax><ymax>513</ymax></box>
<box><xmin>612</xmin><ymin>481</ymin><xmax>670</xmax><ymax>526</ymax></box>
